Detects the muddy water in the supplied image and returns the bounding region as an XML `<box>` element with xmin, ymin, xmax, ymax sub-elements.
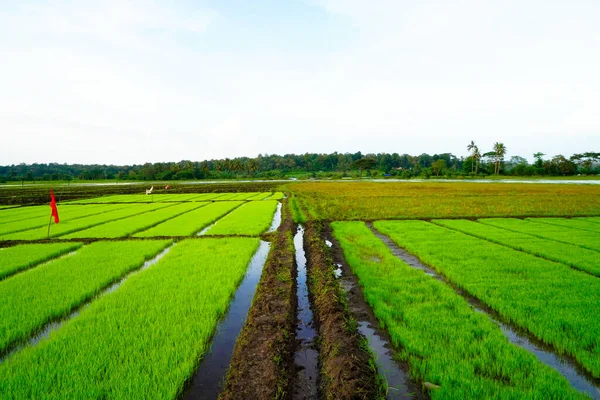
<box><xmin>267</xmin><ymin>202</ymin><xmax>282</xmax><ymax>232</ymax></box>
<box><xmin>370</xmin><ymin>225</ymin><xmax>600</xmax><ymax>399</ymax></box>
<box><xmin>293</xmin><ymin>226</ymin><xmax>319</xmax><ymax>400</ymax></box>
<box><xmin>0</xmin><ymin>244</ymin><xmax>175</xmax><ymax>363</ymax></box>
<box><xmin>182</xmin><ymin>240</ymin><xmax>271</xmax><ymax>400</ymax></box>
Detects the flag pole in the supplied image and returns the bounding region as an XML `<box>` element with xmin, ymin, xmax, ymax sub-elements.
<box><xmin>47</xmin><ymin>214</ymin><xmax>53</xmax><ymax>239</ymax></box>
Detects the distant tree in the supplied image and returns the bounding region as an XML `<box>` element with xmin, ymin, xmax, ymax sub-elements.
<box><xmin>533</xmin><ymin>152</ymin><xmax>545</xmax><ymax>169</ymax></box>
<box><xmin>493</xmin><ymin>142</ymin><xmax>507</xmax><ymax>175</ymax></box>
<box><xmin>431</xmin><ymin>159</ymin><xmax>447</xmax><ymax>177</ymax></box>
<box><xmin>467</xmin><ymin>141</ymin><xmax>477</xmax><ymax>174</ymax></box>
<box><xmin>352</xmin><ymin>157</ymin><xmax>377</xmax><ymax>178</ymax></box>
<box><xmin>551</xmin><ymin>155</ymin><xmax>577</xmax><ymax>176</ymax></box>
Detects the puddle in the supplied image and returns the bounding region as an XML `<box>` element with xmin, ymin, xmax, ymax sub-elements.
<box><xmin>182</xmin><ymin>240</ymin><xmax>271</xmax><ymax>400</ymax></box>
<box><xmin>293</xmin><ymin>225</ymin><xmax>319</xmax><ymax>400</ymax></box>
<box><xmin>358</xmin><ymin>322</ymin><xmax>414</xmax><ymax>398</ymax></box>
<box><xmin>0</xmin><ymin>244</ymin><xmax>175</xmax><ymax>363</ymax></box>
<box><xmin>267</xmin><ymin>202</ymin><xmax>282</xmax><ymax>232</ymax></box>
<box><xmin>369</xmin><ymin>225</ymin><xmax>600</xmax><ymax>398</ymax></box>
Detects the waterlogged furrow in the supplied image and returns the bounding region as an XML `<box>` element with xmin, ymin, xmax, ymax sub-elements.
<box><xmin>0</xmin><ymin>204</ymin><xmax>128</xmax><ymax>236</ymax></box>
<box><xmin>0</xmin><ymin>240</ymin><xmax>171</xmax><ymax>354</ymax></box>
<box><xmin>0</xmin><ymin>238</ymin><xmax>259</xmax><ymax>400</ymax></box>
<box><xmin>1</xmin><ymin>203</ymin><xmax>169</xmax><ymax>240</ymax></box>
<box><xmin>0</xmin><ymin>243</ymin><xmax>82</xmax><ymax>280</ymax></box>
<box><xmin>432</xmin><ymin>219</ymin><xmax>600</xmax><ymax>277</ymax></box>
<box><xmin>332</xmin><ymin>222</ymin><xmax>582</xmax><ymax>399</ymax></box>
<box><xmin>374</xmin><ymin>220</ymin><xmax>600</xmax><ymax>378</ymax></box>
<box><xmin>134</xmin><ymin>201</ymin><xmax>242</xmax><ymax>237</ymax></box>
<box><xmin>529</xmin><ymin>217</ymin><xmax>600</xmax><ymax>234</ymax></box>
<box><xmin>63</xmin><ymin>202</ymin><xmax>201</xmax><ymax>238</ymax></box>
<box><xmin>480</xmin><ymin>218</ymin><xmax>600</xmax><ymax>252</ymax></box>
<box><xmin>205</xmin><ymin>200</ymin><xmax>278</xmax><ymax>236</ymax></box>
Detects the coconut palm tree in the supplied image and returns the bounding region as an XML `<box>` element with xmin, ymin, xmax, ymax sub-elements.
<box><xmin>493</xmin><ymin>142</ymin><xmax>507</xmax><ymax>175</ymax></box>
<box><xmin>473</xmin><ymin>146</ymin><xmax>481</xmax><ymax>175</ymax></box>
<box><xmin>467</xmin><ymin>141</ymin><xmax>477</xmax><ymax>173</ymax></box>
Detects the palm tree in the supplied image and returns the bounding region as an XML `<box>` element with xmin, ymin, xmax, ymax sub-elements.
<box><xmin>473</xmin><ymin>146</ymin><xmax>481</xmax><ymax>175</ymax></box>
<box><xmin>467</xmin><ymin>141</ymin><xmax>477</xmax><ymax>174</ymax></box>
<box><xmin>493</xmin><ymin>142</ymin><xmax>507</xmax><ymax>175</ymax></box>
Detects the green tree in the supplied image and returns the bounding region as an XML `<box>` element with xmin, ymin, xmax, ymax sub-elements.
<box><xmin>352</xmin><ymin>157</ymin><xmax>377</xmax><ymax>178</ymax></box>
<box><xmin>533</xmin><ymin>152</ymin><xmax>545</xmax><ymax>168</ymax></box>
<box><xmin>493</xmin><ymin>142</ymin><xmax>507</xmax><ymax>175</ymax></box>
<box><xmin>431</xmin><ymin>159</ymin><xmax>447</xmax><ymax>177</ymax></box>
<box><xmin>467</xmin><ymin>141</ymin><xmax>477</xmax><ymax>174</ymax></box>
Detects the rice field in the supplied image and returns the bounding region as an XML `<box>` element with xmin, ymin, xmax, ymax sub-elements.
<box><xmin>1</xmin><ymin>184</ymin><xmax>599</xmax><ymax>399</ymax></box>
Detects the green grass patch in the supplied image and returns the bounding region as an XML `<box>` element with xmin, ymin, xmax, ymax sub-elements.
<box><xmin>332</xmin><ymin>221</ymin><xmax>582</xmax><ymax>398</ymax></box>
<box><xmin>134</xmin><ymin>201</ymin><xmax>243</xmax><ymax>237</ymax></box>
<box><xmin>267</xmin><ymin>192</ymin><xmax>285</xmax><ymax>200</ymax></box>
<box><xmin>0</xmin><ymin>243</ymin><xmax>82</xmax><ymax>280</ymax></box>
<box><xmin>0</xmin><ymin>240</ymin><xmax>171</xmax><ymax>354</ymax></box>
<box><xmin>205</xmin><ymin>200</ymin><xmax>278</xmax><ymax>236</ymax></box>
<box><xmin>528</xmin><ymin>217</ymin><xmax>600</xmax><ymax>234</ymax></box>
<box><xmin>62</xmin><ymin>203</ymin><xmax>202</xmax><ymax>238</ymax></box>
<box><xmin>480</xmin><ymin>218</ymin><xmax>600</xmax><ymax>252</ymax></box>
<box><xmin>0</xmin><ymin>238</ymin><xmax>258</xmax><ymax>399</ymax></box>
<box><xmin>374</xmin><ymin>220</ymin><xmax>600</xmax><ymax>378</ymax></box>
<box><xmin>432</xmin><ymin>219</ymin><xmax>600</xmax><ymax>277</ymax></box>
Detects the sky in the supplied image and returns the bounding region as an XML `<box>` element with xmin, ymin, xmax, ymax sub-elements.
<box><xmin>1</xmin><ymin>0</ymin><xmax>599</xmax><ymax>165</ymax></box>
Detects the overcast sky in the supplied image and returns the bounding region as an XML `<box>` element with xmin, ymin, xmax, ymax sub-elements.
<box><xmin>1</xmin><ymin>0</ymin><xmax>599</xmax><ymax>165</ymax></box>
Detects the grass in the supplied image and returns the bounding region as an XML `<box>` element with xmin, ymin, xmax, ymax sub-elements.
<box><xmin>205</xmin><ymin>200</ymin><xmax>279</xmax><ymax>236</ymax></box>
<box><xmin>528</xmin><ymin>217</ymin><xmax>600</xmax><ymax>233</ymax></box>
<box><xmin>0</xmin><ymin>243</ymin><xmax>82</xmax><ymax>280</ymax></box>
<box><xmin>1</xmin><ymin>203</ymin><xmax>170</xmax><ymax>240</ymax></box>
<box><xmin>373</xmin><ymin>220</ymin><xmax>600</xmax><ymax>378</ymax></box>
<box><xmin>0</xmin><ymin>204</ymin><xmax>130</xmax><ymax>236</ymax></box>
<box><xmin>289</xmin><ymin>193</ymin><xmax>307</xmax><ymax>224</ymax></box>
<box><xmin>0</xmin><ymin>240</ymin><xmax>171</xmax><ymax>354</ymax></box>
<box><xmin>62</xmin><ymin>202</ymin><xmax>203</xmax><ymax>238</ymax></box>
<box><xmin>289</xmin><ymin>181</ymin><xmax>600</xmax><ymax>220</ymax></box>
<box><xmin>0</xmin><ymin>238</ymin><xmax>259</xmax><ymax>399</ymax></box>
<box><xmin>479</xmin><ymin>218</ymin><xmax>600</xmax><ymax>252</ymax></box>
<box><xmin>432</xmin><ymin>219</ymin><xmax>600</xmax><ymax>277</ymax></box>
<box><xmin>134</xmin><ymin>201</ymin><xmax>243</xmax><ymax>237</ymax></box>
<box><xmin>331</xmin><ymin>221</ymin><xmax>583</xmax><ymax>399</ymax></box>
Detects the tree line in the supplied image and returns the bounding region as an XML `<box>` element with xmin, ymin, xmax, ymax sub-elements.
<box><xmin>1</xmin><ymin>148</ymin><xmax>598</xmax><ymax>182</ymax></box>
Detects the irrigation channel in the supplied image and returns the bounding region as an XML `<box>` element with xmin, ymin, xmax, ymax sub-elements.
<box><xmin>368</xmin><ymin>223</ymin><xmax>600</xmax><ymax>399</ymax></box>
<box><xmin>0</xmin><ymin>243</ymin><xmax>175</xmax><ymax>363</ymax></box>
<box><xmin>182</xmin><ymin>240</ymin><xmax>271</xmax><ymax>399</ymax></box>
<box><xmin>325</xmin><ymin>236</ymin><xmax>419</xmax><ymax>399</ymax></box>
<box><xmin>293</xmin><ymin>225</ymin><xmax>319</xmax><ymax>399</ymax></box>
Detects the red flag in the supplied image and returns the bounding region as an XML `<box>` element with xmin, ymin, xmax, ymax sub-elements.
<box><xmin>50</xmin><ymin>189</ymin><xmax>59</xmax><ymax>223</ymax></box>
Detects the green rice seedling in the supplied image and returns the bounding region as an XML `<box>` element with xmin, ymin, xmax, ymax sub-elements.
<box><xmin>0</xmin><ymin>238</ymin><xmax>259</xmax><ymax>399</ymax></box>
<box><xmin>374</xmin><ymin>220</ymin><xmax>600</xmax><ymax>378</ymax></box>
<box><xmin>215</xmin><ymin>193</ymin><xmax>247</xmax><ymax>200</ymax></box>
<box><xmin>0</xmin><ymin>204</ymin><xmax>130</xmax><ymax>236</ymax></box>
<box><xmin>245</xmin><ymin>192</ymin><xmax>272</xmax><ymax>200</ymax></box>
<box><xmin>480</xmin><ymin>218</ymin><xmax>600</xmax><ymax>252</ymax></box>
<box><xmin>134</xmin><ymin>201</ymin><xmax>243</xmax><ymax>237</ymax></box>
<box><xmin>205</xmin><ymin>200</ymin><xmax>278</xmax><ymax>236</ymax></box>
<box><xmin>528</xmin><ymin>217</ymin><xmax>600</xmax><ymax>234</ymax></box>
<box><xmin>432</xmin><ymin>219</ymin><xmax>600</xmax><ymax>277</ymax></box>
<box><xmin>62</xmin><ymin>202</ymin><xmax>202</xmax><ymax>238</ymax></box>
<box><xmin>227</xmin><ymin>192</ymin><xmax>257</xmax><ymax>200</ymax></box>
<box><xmin>0</xmin><ymin>240</ymin><xmax>171</xmax><ymax>354</ymax></box>
<box><xmin>332</xmin><ymin>222</ymin><xmax>582</xmax><ymax>399</ymax></box>
<box><xmin>578</xmin><ymin>217</ymin><xmax>600</xmax><ymax>225</ymax></box>
<box><xmin>1</xmin><ymin>203</ymin><xmax>170</xmax><ymax>240</ymax></box>
<box><xmin>0</xmin><ymin>205</ymin><xmax>54</xmax><ymax>224</ymax></box>
<box><xmin>0</xmin><ymin>243</ymin><xmax>82</xmax><ymax>280</ymax></box>
<box><xmin>267</xmin><ymin>192</ymin><xmax>285</xmax><ymax>200</ymax></box>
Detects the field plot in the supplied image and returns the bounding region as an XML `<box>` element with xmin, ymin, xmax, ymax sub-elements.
<box><xmin>331</xmin><ymin>222</ymin><xmax>581</xmax><ymax>398</ymax></box>
<box><xmin>245</xmin><ymin>192</ymin><xmax>272</xmax><ymax>200</ymax></box>
<box><xmin>62</xmin><ymin>202</ymin><xmax>202</xmax><ymax>238</ymax></box>
<box><xmin>204</xmin><ymin>200</ymin><xmax>278</xmax><ymax>236</ymax></box>
<box><xmin>480</xmin><ymin>218</ymin><xmax>600</xmax><ymax>252</ymax></box>
<box><xmin>432</xmin><ymin>219</ymin><xmax>600</xmax><ymax>277</ymax></box>
<box><xmin>0</xmin><ymin>242</ymin><xmax>82</xmax><ymax>280</ymax></box>
<box><xmin>0</xmin><ymin>238</ymin><xmax>259</xmax><ymax>400</ymax></box>
<box><xmin>373</xmin><ymin>220</ymin><xmax>600</xmax><ymax>378</ymax></box>
<box><xmin>1</xmin><ymin>203</ymin><xmax>170</xmax><ymax>240</ymax></box>
<box><xmin>0</xmin><ymin>240</ymin><xmax>171</xmax><ymax>355</ymax></box>
<box><xmin>530</xmin><ymin>217</ymin><xmax>600</xmax><ymax>233</ymax></box>
<box><xmin>135</xmin><ymin>201</ymin><xmax>243</xmax><ymax>237</ymax></box>
<box><xmin>0</xmin><ymin>204</ymin><xmax>129</xmax><ymax>236</ymax></box>
<box><xmin>266</xmin><ymin>192</ymin><xmax>284</xmax><ymax>200</ymax></box>
<box><xmin>0</xmin><ymin>205</ymin><xmax>57</xmax><ymax>224</ymax></box>
<box><xmin>291</xmin><ymin>182</ymin><xmax>600</xmax><ymax>220</ymax></box>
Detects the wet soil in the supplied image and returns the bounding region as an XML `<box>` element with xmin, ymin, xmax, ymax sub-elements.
<box><xmin>369</xmin><ymin>223</ymin><xmax>600</xmax><ymax>399</ymax></box>
<box><xmin>306</xmin><ymin>221</ymin><xmax>399</xmax><ymax>400</ymax></box>
<box><xmin>219</xmin><ymin>199</ymin><xmax>297</xmax><ymax>400</ymax></box>
<box><xmin>323</xmin><ymin>224</ymin><xmax>427</xmax><ymax>400</ymax></box>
